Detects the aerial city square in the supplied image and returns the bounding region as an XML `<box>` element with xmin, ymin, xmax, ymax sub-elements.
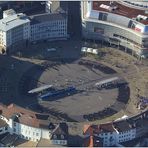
<box><xmin>0</xmin><ymin>0</ymin><xmax>147</xmax><ymax>147</ymax></box>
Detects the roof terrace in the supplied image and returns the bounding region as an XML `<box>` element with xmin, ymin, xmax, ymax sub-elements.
<box><xmin>92</xmin><ymin>1</ymin><xmax>148</xmax><ymax>25</ymax></box>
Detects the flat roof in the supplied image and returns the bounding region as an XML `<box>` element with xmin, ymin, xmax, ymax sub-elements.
<box><xmin>92</xmin><ymin>1</ymin><xmax>148</xmax><ymax>25</ymax></box>
<box><xmin>0</xmin><ymin>13</ymin><xmax>30</xmax><ymax>32</ymax></box>
<box><xmin>95</xmin><ymin>77</ymin><xmax>119</xmax><ymax>86</ymax></box>
<box><xmin>113</xmin><ymin>120</ymin><xmax>132</xmax><ymax>132</ymax></box>
<box><xmin>100</xmin><ymin>123</ymin><xmax>116</xmax><ymax>133</ymax></box>
<box><xmin>28</xmin><ymin>84</ymin><xmax>53</xmax><ymax>93</ymax></box>
<box><xmin>30</xmin><ymin>12</ymin><xmax>67</xmax><ymax>25</ymax></box>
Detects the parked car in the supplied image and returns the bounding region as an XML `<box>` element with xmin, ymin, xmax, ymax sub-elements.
<box><xmin>47</xmin><ymin>48</ymin><xmax>56</xmax><ymax>52</ymax></box>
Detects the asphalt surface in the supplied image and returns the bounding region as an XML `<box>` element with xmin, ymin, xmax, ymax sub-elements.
<box><xmin>0</xmin><ymin>38</ymin><xmax>131</xmax><ymax>123</ymax></box>
<box><xmin>36</xmin><ymin>62</ymin><xmax>120</xmax><ymax>121</ymax></box>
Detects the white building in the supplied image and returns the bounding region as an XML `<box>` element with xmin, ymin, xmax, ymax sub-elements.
<box><xmin>0</xmin><ymin>10</ymin><xmax>30</xmax><ymax>53</ymax></box>
<box><xmin>3</xmin><ymin>9</ymin><xmax>16</xmax><ymax>18</ymax></box>
<box><xmin>0</xmin><ymin>8</ymin><xmax>68</xmax><ymax>54</ymax></box>
<box><xmin>83</xmin><ymin>111</ymin><xmax>148</xmax><ymax>147</ymax></box>
<box><xmin>29</xmin><ymin>12</ymin><xmax>68</xmax><ymax>42</ymax></box>
<box><xmin>0</xmin><ymin>104</ymin><xmax>68</xmax><ymax>146</ymax></box>
<box><xmin>81</xmin><ymin>1</ymin><xmax>148</xmax><ymax>57</ymax></box>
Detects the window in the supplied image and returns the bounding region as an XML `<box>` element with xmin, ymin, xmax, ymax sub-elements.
<box><xmin>99</xmin><ymin>12</ymin><xmax>108</xmax><ymax>21</ymax></box>
<box><xmin>36</xmin><ymin>133</ymin><xmax>39</xmax><ymax>136</ymax></box>
<box><xmin>13</xmin><ymin>122</ymin><xmax>16</xmax><ymax>126</ymax></box>
<box><xmin>13</xmin><ymin>128</ymin><xmax>16</xmax><ymax>132</ymax></box>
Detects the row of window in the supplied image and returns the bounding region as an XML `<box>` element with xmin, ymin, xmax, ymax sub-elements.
<box><xmin>119</xmin><ymin>134</ymin><xmax>130</xmax><ymax>138</ymax></box>
<box><xmin>53</xmin><ymin>140</ymin><xmax>66</xmax><ymax>145</ymax></box>
<box><xmin>20</xmin><ymin>134</ymin><xmax>39</xmax><ymax>142</ymax></box>
<box><xmin>13</xmin><ymin>122</ymin><xmax>40</xmax><ymax>137</ymax></box>
<box><xmin>31</xmin><ymin>32</ymin><xmax>66</xmax><ymax>38</ymax></box>
<box><xmin>31</xmin><ymin>29</ymin><xmax>66</xmax><ymax>33</ymax></box>
<box><xmin>31</xmin><ymin>21</ymin><xmax>66</xmax><ymax>28</ymax></box>
<box><xmin>119</xmin><ymin>137</ymin><xmax>132</xmax><ymax>143</ymax></box>
<box><xmin>113</xmin><ymin>34</ymin><xmax>143</xmax><ymax>47</ymax></box>
<box><xmin>13</xmin><ymin>128</ymin><xmax>40</xmax><ymax>137</ymax></box>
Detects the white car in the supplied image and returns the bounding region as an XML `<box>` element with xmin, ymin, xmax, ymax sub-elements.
<box><xmin>47</xmin><ymin>48</ymin><xmax>56</xmax><ymax>52</ymax></box>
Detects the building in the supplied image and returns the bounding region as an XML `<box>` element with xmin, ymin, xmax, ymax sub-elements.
<box><xmin>3</xmin><ymin>9</ymin><xmax>16</xmax><ymax>18</ymax></box>
<box><xmin>0</xmin><ymin>103</ymin><xmax>68</xmax><ymax>147</ymax></box>
<box><xmin>0</xmin><ymin>10</ymin><xmax>30</xmax><ymax>54</ymax></box>
<box><xmin>83</xmin><ymin>110</ymin><xmax>148</xmax><ymax>147</ymax></box>
<box><xmin>29</xmin><ymin>11</ymin><xmax>67</xmax><ymax>42</ymax></box>
<box><xmin>45</xmin><ymin>1</ymin><xmax>61</xmax><ymax>13</ymax></box>
<box><xmin>81</xmin><ymin>1</ymin><xmax>148</xmax><ymax>58</ymax></box>
<box><xmin>0</xmin><ymin>7</ymin><xmax>68</xmax><ymax>54</ymax></box>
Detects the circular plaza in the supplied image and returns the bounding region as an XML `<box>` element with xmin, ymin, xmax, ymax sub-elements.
<box><xmin>17</xmin><ymin>56</ymin><xmax>129</xmax><ymax>122</ymax></box>
<box><xmin>0</xmin><ymin>39</ymin><xmax>146</xmax><ymax>123</ymax></box>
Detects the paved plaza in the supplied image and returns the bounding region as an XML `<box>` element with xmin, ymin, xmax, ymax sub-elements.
<box><xmin>0</xmin><ymin>39</ymin><xmax>147</xmax><ymax>123</ymax></box>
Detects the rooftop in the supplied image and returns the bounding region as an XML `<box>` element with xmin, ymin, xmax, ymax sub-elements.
<box><xmin>0</xmin><ymin>104</ymin><xmax>48</xmax><ymax>128</ymax></box>
<box><xmin>100</xmin><ymin>123</ymin><xmax>116</xmax><ymax>133</ymax></box>
<box><xmin>0</xmin><ymin>13</ymin><xmax>30</xmax><ymax>32</ymax></box>
<box><xmin>113</xmin><ymin>120</ymin><xmax>132</xmax><ymax>132</ymax></box>
<box><xmin>30</xmin><ymin>12</ymin><xmax>67</xmax><ymax>25</ymax></box>
<box><xmin>0</xmin><ymin>118</ymin><xmax>7</xmax><ymax>128</ymax></box>
<box><xmin>3</xmin><ymin>9</ymin><xmax>16</xmax><ymax>18</ymax></box>
<box><xmin>92</xmin><ymin>1</ymin><xmax>148</xmax><ymax>25</ymax></box>
<box><xmin>0</xmin><ymin>103</ymin><xmax>68</xmax><ymax>137</ymax></box>
<box><xmin>83</xmin><ymin>123</ymin><xmax>116</xmax><ymax>135</ymax></box>
<box><xmin>51</xmin><ymin>123</ymin><xmax>68</xmax><ymax>140</ymax></box>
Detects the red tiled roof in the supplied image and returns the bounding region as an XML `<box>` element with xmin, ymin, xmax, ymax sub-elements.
<box><xmin>92</xmin><ymin>1</ymin><xmax>148</xmax><ymax>25</ymax></box>
<box><xmin>0</xmin><ymin>103</ymin><xmax>48</xmax><ymax>128</ymax></box>
<box><xmin>100</xmin><ymin>122</ymin><xmax>116</xmax><ymax>132</ymax></box>
<box><xmin>17</xmin><ymin>114</ymin><xmax>40</xmax><ymax>128</ymax></box>
<box><xmin>83</xmin><ymin>123</ymin><xmax>115</xmax><ymax>135</ymax></box>
<box><xmin>83</xmin><ymin>124</ymin><xmax>100</xmax><ymax>135</ymax></box>
<box><xmin>0</xmin><ymin>104</ymin><xmax>36</xmax><ymax>119</ymax></box>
